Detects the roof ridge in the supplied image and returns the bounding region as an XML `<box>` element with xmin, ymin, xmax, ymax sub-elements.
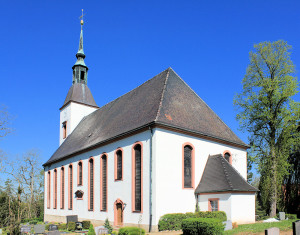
<box><xmin>169</xmin><ymin>69</ymin><xmax>244</xmax><ymax>144</ymax></box>
<box><xmin>155</xmin><ymin>68</ymin><xmax>170</xmax><ymax>121</ymax></box>
<box><xmin>219</xmin><ymin>155</ymin><xmax>234</xmax><ymax>190</ymax></box>
<box><xmin>95</xmin><ymin>68</ymin><xmax>170</xmax><ymax>112</ymax></box>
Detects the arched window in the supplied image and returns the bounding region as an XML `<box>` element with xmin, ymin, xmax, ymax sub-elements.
<box><xmin>223</xmin><ymin>151</ymin><xmax>232</xmax><ymax>165</ymax></box>
<box><xmin>68</xmin><ymin>164</ymin><xmax>73</xmax><ymax>210</ymax></box>
<box><xmin>100</xmin><ymin>154</ymin><xmax>107</xmax><ymax>211</ymax></box>
<box><xmin>115</xmin><ymin>149</ymin><xmax>123</xmax><ymax>181</ymax></box>
<box><xmin>61</xmin><ymin>167</ymin><xmax>65</xmax><ymax>209</ymax></box>
<box><xmin>78</xmin><ymin>161</ymin><xmax>83</xmax><ymax>186</ymax></box>
<box><xmin>88</xmin><ymin>158</ymin><xmax>94</xmax><ymax>211</ymax></box>
<box><xmin>183</xmin><ymin>143</ymin><xmax>195</xmax><ymax>189</ymax></box>
<box><xmin>132</xmin><ymin>143</ymin><xmax>143</xmax><ymax>212</ymax></box>
<box><xmin>47</xmin><ymin>171</ymin><xmax>51</xmax><ymax>209</ymax></box>
<box><xmin>53</xmin><ymin>169</ymin><xmax>57</xmax><ymax>209</ymax></box>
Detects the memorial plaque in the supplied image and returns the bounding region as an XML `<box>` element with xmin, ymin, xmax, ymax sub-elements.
<box><xmin>21</xmin><ymin>225</ymin><xmax>31</xmax><ymax>234</ymax></box>
<box><xmin>66</xmin><ymin>215</ymin><xmax>78</xmax><ymax>223</ymax></box>
<box><xmin>48</xmin><ymin>224</ymin><xmax>58</xmax><ymax>231</ymax></box>
<box><xmin>279</xmin><ymin>212</ymin><xmax>285</xmax><ymax>220</ymax></box>
<box><xmin>265</xmin><ymin>227</ymin><xmax>279</xmax><ymax>235</ymax></box>
<box><xmin>34</xmin><ymin>224</ymin><xmax>45</xmax><ymax>234</ymax></box>
<box><xmin>293</xmin><ymin>220</ymin><xmax>300</xmax><ymax>235</ymax></box>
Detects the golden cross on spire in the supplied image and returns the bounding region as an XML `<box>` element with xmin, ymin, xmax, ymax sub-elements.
<box><xmin>79</xmin><ymin>9</ymin><xmax>85</xmax><ymax>28</ymax></box>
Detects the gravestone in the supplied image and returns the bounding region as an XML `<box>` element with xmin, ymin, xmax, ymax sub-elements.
<box><xmin>34</xmin><ymin>224</ymin><xmax>45</xmax><ymax>234</ymax></box>
<box><xmin>66</xmin><ymin>215</ymin><xmax>78</xmax><ymax>223</ymax></box>
<box><xmin>265</xmin><ymin>227</ymin><xmax>279</xmax><ymax>235</ymax></box>
<box><xmin>223</xmin><ymin>220</ymin><xmax>232</xmax><ymax>231</ymax></box>
<box><xmin>293</xmin><ymin>220</ymin><xmax>300</xmax><ymax>235</ymax></box>
<box><xmin>95</xmin><ymin>226</ymin><xmax>109</xmax><ymax>235</ymax></box>
<box><xmin>279</xmin><ymin>212</ymin><xmax>285</xmax><ymax>220</ymax></box>
<box><xmin>48</xmin><ymin>231</ymin><xmax>61</xmax><ymax>235</ymax></box>
<box><xmin>21</xmin><ymin>225</ymin><xmax>31</xmax><ymax>234</ymax></box>
<box><xmin>0</xmin><ymin>228</ymin><xmax>2</xmax><ymax>234</ymax></box>
<box><xmin>48</xmin><ymin>224</ymin><xmax>58</xmax><ymax>231</ymax></box>
<box><xmin>75</xmin><ymin>222</ymin><xmax>83</xmax><ymax>231</ymax></box>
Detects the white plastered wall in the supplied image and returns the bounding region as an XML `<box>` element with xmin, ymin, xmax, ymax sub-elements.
<box><xmin>152</xmin><ymin>128</ymin><xmax>247</xmax><ymax>226</ymax></box>
<box><xmin>45</xmin><ymin>130</ymin><xmax>151</xmax><ymax>226</ymax></box>
<box><xmin>59</xmin><ymin>102</ymin><xmax>98</xmax><ymax>145</ymax></box>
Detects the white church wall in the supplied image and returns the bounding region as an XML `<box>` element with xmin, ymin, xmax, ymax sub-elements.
<box><xmin>230</xmin><ymin>193</ymin><xmax>256</xmax><ymax>224</ymax></box>
<box><xmin>198</xmin><ymin>193</ymin><xmax>232</xmax><ymax>220</ymax></box>
<box><xmin>45</xmin><ymin>130</ymin><xmax>151</xmax><ymax>226</ymax></box>
<box><xmin>152</xmin><ymin>128</ymin><xmax>247</xmax><ymax>225</ymax></box>
<box><xmin>59</xmin><ymin>102</ymin><xmax>97</xmax><ymax>145</ymax></box>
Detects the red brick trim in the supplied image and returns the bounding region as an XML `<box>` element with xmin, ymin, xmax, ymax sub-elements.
<box><xmin>60</xmin><ymin>166</ymin><xmax>65</xmax><ymax>209</ymax></box>
<box><xmin>88</xmin><ymin>157</ymin><xmax>94</xmax><ymax>211</ymax></box>
<box><xmin>53</xmin><ymin>169</ymin><xmax>57</xmax><ymax>209</ymax></box>
<box><xmin>208</xmin><ymin>198</ymin><xmax>219</xmax><ymax>211</ymax></box>
<box><xmin>223</xmin><ymin>150</ymin><xmax>232</xmax><ymax>165</ymax></box>
<box><xmin>114</xmin><ymin>148</ymin><xmax>124</xmax><ymax>181</ymax></box>
<box><xmin>100</xmin><ymin>153</ymin><xmax>108</xmax><ymax>212</ymax></box>
<box><xmin>182</xmin><ymin>142</ymin><xmax>195</xmax><ymax>189</ymax></box>
<box><xmin>77</xmin><ymin>160</ymin><xmax>83</xmax><ymax>186</ymax></box>
<box><xmin>47</xmin><ymin>170</ymin><xmax>51</xmax><ymax>209</ymax></box>
<box><xmin>68</xmin><ymin>164</ymin><xmax>73</xmax><ymax>210</ymax></box>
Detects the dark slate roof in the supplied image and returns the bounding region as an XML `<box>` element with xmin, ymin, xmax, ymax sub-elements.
<box><xmin>44</xmin><ymin>68</ymin><xmax>247</xmax><ymax>166</ymax></box>
<box><xmin>195</xmin><ymin>154</ymin><xmax>258</xmax><ymax>194</ymax></box>
<box><xmin>60</xmin><ymin>83</ymin><xmax>98</xmax><ymax>109</ymax></box>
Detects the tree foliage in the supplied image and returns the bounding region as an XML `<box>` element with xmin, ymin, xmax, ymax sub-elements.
<box><xmin>234</xmin><ymin>40</ymin><xmax>300</xmax><ymax>217</ymax></box>
<box><xmin>0</xmin><ymin>105</ymin><xmax>13</xmax><ymax>138</ymax></box>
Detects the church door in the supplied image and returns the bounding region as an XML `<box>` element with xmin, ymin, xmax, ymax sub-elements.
<box><xmin>116</xmin><ymin>203</ymin><xmax>123</xmax><ymax>225</ymax></box>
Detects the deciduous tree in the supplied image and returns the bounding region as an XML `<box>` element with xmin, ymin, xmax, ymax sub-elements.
<box><xmin>234</xmin><ymin>40</ymin><xmax>300</xmax><ymax>217</ymax></box>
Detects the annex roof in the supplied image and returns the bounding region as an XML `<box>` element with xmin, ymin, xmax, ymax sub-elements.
<box><xmin>60</xmin><ymin>83</ymin><xmax>98</xmax><ymax>109</ymax></box>
<box><xmin>44</xmin><ymin>68</ymin><xmax>247</xmax><ymax>166</ymax></box>
<box><xmin>195</xmin><ymin>154</ymin><xmax>258</xmax><ymax>194</ymax></box>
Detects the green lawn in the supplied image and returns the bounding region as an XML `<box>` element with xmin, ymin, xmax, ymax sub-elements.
<box><xmin>224</xmin><ymin>219</ymin><xmax>297</xmax><ymax>234</ymax></box>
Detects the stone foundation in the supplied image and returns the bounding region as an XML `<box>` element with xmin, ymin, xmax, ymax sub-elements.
<box><xmin>44</xmin><ymin>214</ymin><xmax>158</xmax><ymax>232</ymax></box>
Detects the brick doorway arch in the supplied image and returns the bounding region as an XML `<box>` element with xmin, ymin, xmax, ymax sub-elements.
<box><xmin>114</xmin><ymin>199</ymin><xmax>124</xmax><ymax>226</ymax></box>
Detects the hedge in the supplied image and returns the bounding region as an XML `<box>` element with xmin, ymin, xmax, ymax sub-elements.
<box><xmin>286</xmin><ymin>214</ymin><xmax>297</xmax><ymax>219</ymax></box>
<box><xmin>82</xmin><ymin>220</ymin><xmax>91</xmax><ymax>229</ymax></box>
<box><xmin>118</xmin><ymin>227</ymin><xmax>145</xmax><ymax>235</ymax></box>
<box><xmin>67</xmin><ymin>221</ymin><xmax>76</xmax><ymax>231</ymax></box>
<box><xmin>182</xmin><ymin>218</ymin><xmax>225</xmax><ymax>235</ymax></box>
<box><xmin>158</xmin><ymin>211</ymin><xmax>227</xmax><ymax>231</ymax></box>
<box><xmin>58</xmin><ymin>223</ymin><xmax>67</xmax><ymax>230</ymax></box>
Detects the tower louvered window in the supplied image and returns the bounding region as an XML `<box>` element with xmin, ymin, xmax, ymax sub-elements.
<box><xmin>54</xmin><ymin>169</ymin><xmax>57</xmax><ymax>209</ymax></box>
<box><xmin>78</xmin><ymin>161</ymin><xmax>83</xmax><ymax>186</ymax></box>
<box><xmin>89</xmin><ymin>158</ymin><xmax>94</xmax><ymax>210</ymax></box>
<box><xmin>101</xmin><ymin>155</ymin><xmax>107</xmax><ymax>211</ymax></box>
<box><xmin>69</xmin><ymin>165</ymin><xmax>73</xmax><ymax>210</ymax></box>
<box><xmin>184</xmin><ymin>145</ymin><xmax>193</xmax><ymax>188</ymax></box>
<box><xmin>61</xmin><ymin>167</ymin><xmax>64</xmax><ymax>209</ymax></box>
<box><xmin>116</xmin><ymin>150</ymin><xmax>122</xmax><ymax>180</ymax></box>
<box><xmin>134</xmin><ymin>144</ymin><xmax>142</xmax><ymax>211</ymax></box>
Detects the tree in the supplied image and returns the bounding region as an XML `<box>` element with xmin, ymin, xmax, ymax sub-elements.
<box><xmin>234</xmin><ymin>40</ymin><xmax>300</xmax><ymax>217</ymax></box>
<box><xmin>0</xmin><ymin>105</ymin><xmax>13</xmax><ymax>138</ymax></box>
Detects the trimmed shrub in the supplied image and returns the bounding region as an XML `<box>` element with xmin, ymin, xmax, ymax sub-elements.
<box><xmin>286</xmin><ymin>214</ymin><xmax>297</xmax><ymax>219</ymax></box>
<box><xmin>45</xmin><ymin>224</ymin><xmax>50</xmax><ymax>231</ymax></box>
<box><xmin>67</xmin><ymin>222</ymin><xmax>76</xmax><ymax>231</ymax></box>
<box><xmin>182</xmin><ymin>218</ymin><xmax>225</xmax><ymax>235</ymax></box>
<box><xmin>104</xmin><ymin>218</ymin><xmax>113</xmax><ymax>233</ymax></box>
<box><xmin>87</xmin><ymin>224</ymin><xmax>96</xmax><ymax>235</ymax></box>
<box><xmin>82</xmin><ymin>220</ymin><xmax>91</xmax><ymax>229</ymax></box>
<box><xmin>58</xmin><ymin>223</ymin><xmax>67</xmax><ymax>230</ymax></box>
<box><xmin>158</xmin><ymin>211</ymin><xmax>227</xmax><ymax>231</ymax></box>
<box><xmin>118</xmin><ymin>227</ymin><xmax>145</xmax><ymax>235</ymax></box>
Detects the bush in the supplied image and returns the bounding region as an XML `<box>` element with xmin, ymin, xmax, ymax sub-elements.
<box><xmin>45</xmin><ymin>224</ymin><xmax>50</xmax><ymax>231</ymax></box>
<box><xmin>286</xmin><ymin>214</ymin><xmax>297</xmax><ymax>219</ymax></box>
<box><xmin>118</xmin><ymin>227</ymin><xmax>145</xmax><ymax>235</ymax></box>
<box><xmin>82</xmin><ymin>220</ymin><xmax>91</xmax><ymax>229</ymax></box>
<box><xmin>58</xmin><ymin>223</ymin><xmax>67</xmax><ymax>230</ymax></box>
<box><xmin>68</xmin><ymin>222</ymin><xmax>76</xmax><ymax>231</ymax></box>
<box><xmin>87</xmin><ymin>224</ymin><xmax>96</xmax><ymax>235</ymax></box>
<box><xmin>104</xmin><ymin>218</ymin><xmax>113</xmax><ymax>233</ymax></box>
<box><xmin>29</xmin><ymin>220</ymin><xmax>38</xmax><ymax>225</ymax></box>
<box><xmin>158</xmin><ymin>211</ymin><xmax>227</xmax><ymax>231</ymax></box>
<box><xmin>182</xmin><ymin>218</ymin><xmax>225</xmax><ymax>235</ymax></box>
<box><xmin>112</xmin><ymin>231</ymin><xmax>118</xmax><ymax>234</ymax></box>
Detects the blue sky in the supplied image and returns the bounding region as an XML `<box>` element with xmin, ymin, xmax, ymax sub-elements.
<box><xmin>1</xmin><ymin>0</ymin><xmax>300</xmax><ymax>172</ymax></box>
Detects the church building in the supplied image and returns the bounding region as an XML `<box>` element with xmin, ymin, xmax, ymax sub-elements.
<box><xmin>43</xmin><ymin>20</ymin><xmax>257</xmax><ymax>231</ymax></box>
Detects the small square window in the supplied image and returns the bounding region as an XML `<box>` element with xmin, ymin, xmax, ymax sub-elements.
<box><xmin>209</xmin><ymin>199</ymin><xmax>219</xmax><ymax>212</ymax></box>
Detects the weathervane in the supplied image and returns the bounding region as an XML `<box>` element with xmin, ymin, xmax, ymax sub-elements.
<box><xmin>79</xmin><ymin>9</ymin><xmax>85</xmax><ymax>28</ymax></box>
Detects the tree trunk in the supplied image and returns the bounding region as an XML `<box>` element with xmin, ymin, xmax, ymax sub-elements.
<box><xmin>270</xmin><ymin>145</ymin><xmax>277</xmax><ymax>217</ymax></box>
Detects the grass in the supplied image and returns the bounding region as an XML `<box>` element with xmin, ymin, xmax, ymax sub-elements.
<box><xmin>224</xmin><ymin>219</ymin><xmax>297</xmax><ymax>234</ymax></box>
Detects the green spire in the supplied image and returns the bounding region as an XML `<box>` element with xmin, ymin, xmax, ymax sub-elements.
<box><xmin>72</xmin><ymin>10</ymin><xmax>88</xmax><ymax>84</ymax></box>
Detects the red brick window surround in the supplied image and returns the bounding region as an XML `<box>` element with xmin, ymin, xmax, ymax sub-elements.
<box><xmin>208</xmin><ymin>198</ymin><xmax>219</xmax><ymax>211</ymax></box>
<box><xmin>78</xmin><ymin>161</ymin><xmax>83</xmax><ymax>186</ymax></box>
<box><xmin>114</xmin><ymin>148</ymin><xmax>123</xmax><ymax>181</ymax></box>
<box><xmin>100</xmin><ymin>154</ymin><xmax>108</xmax><ymax>211</ymax></box>
<box><xmin>53</xmin><ymin>169</ymin><xmax>57</xmax><ymax>209</ymax></box>
<box><xmin>62</xmin><ymin>121</ymin><xmax>67</xmax><ymax>139</ymax></box>
<box><xmin>182</xmin><ymin>143</ymin><xmax>195</xmax><ymax>189</ymax></box>
<box><xmin>47</xmin><ymin>171</ymin><xmax>51</xmax><ymax>209</ymax></box>
<box><xmin>223</xmin><ymin>150</ymin><xmax>232</xmax><ymax>165</ymax></box>
<box><xmin>68</xmin><ymin>164</ymin><xmax>73</xmax><ymax>210</ymax></box>
<box><xmin>132</xmin><ymin>142</ymin><xmax>143</xmax><ymax>213</ymax></box>
<box><xmin>60</xmin><ymin>167</ymin><xmax>65</xmax><ymax>209</ymax></box>
<box><xmin>88</xmin><ymin>157</ymin><xmax>94</xmax><ymax>211</ymax></box>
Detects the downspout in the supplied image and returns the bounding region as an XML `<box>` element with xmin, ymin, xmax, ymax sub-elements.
<box><xmin>149</xmin><ymin>127</ymin><xmax>153</xmax><ymax>232</ymax></box>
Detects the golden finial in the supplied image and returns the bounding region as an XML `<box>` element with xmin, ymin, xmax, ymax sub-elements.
<box><xmin>79</xmin><ymin>9</ymin><xmax>85</xmax><ymax>27</ymax></box>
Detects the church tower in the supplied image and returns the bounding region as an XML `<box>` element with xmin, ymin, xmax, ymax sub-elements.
<box><xmin>59</xmin><ymin>14</ymin><xmax>98</xmax><ymax>145</ymax></box>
